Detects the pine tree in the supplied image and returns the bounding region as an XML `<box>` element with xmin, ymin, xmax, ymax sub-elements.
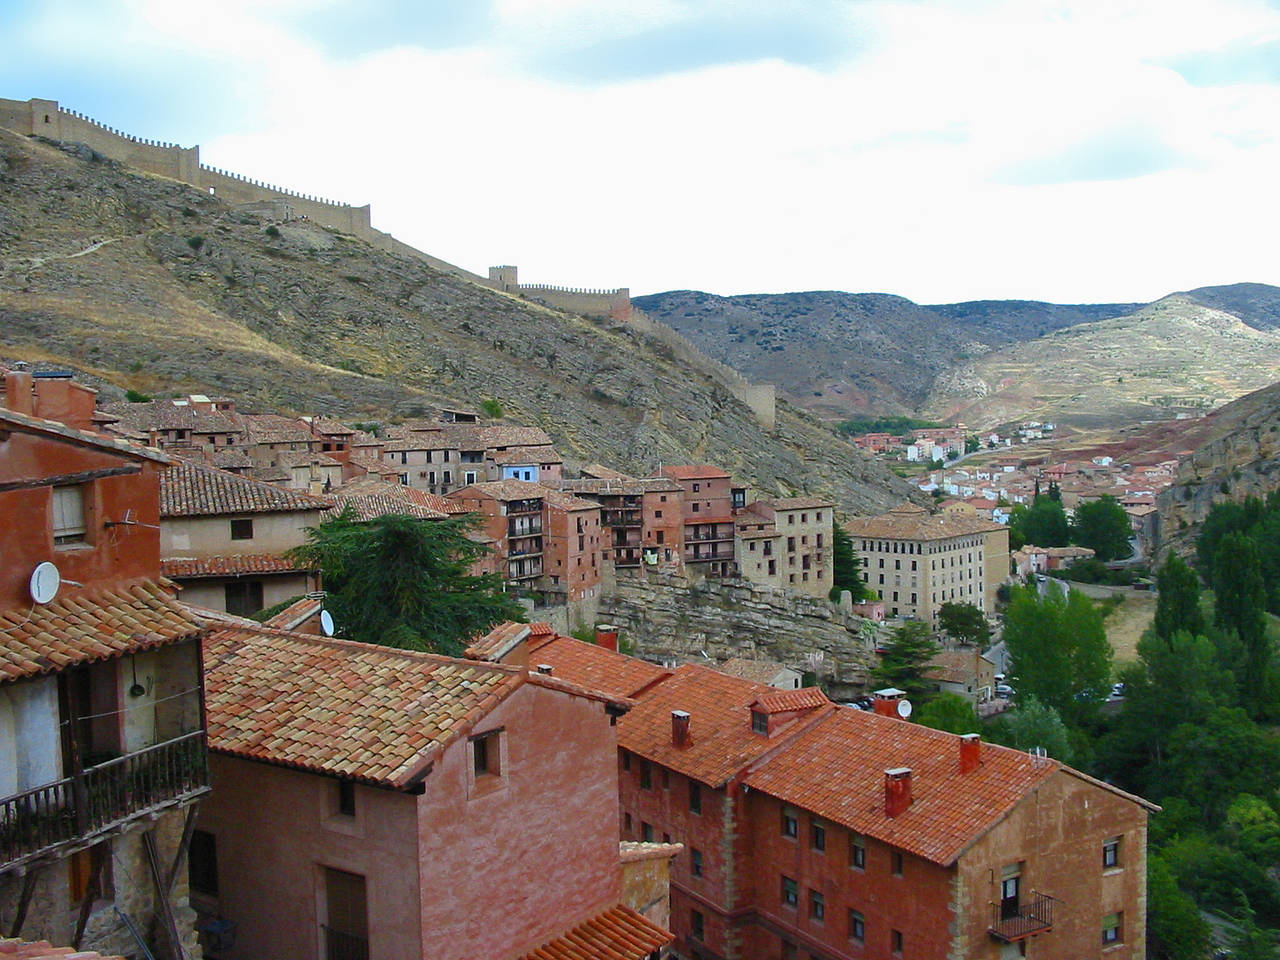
<box><xmin>1154</xmin><ymin>553</ymin><xmax>1205</xmax><ymax>641</ymax></box>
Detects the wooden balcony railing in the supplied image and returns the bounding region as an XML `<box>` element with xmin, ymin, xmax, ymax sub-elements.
<box><xmin>989</xmin><ymin>891</ymin><xmax>1059</xmax><ymax>942</ymax></box>
<box><xmin>0</xmin><ymin>730</ymin><xmax>208</xmax><ymax>871</ymax></box>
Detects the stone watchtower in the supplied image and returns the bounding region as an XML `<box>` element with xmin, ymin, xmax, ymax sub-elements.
<box><xmin>488</xmin><ymin>265</ymin><xmax>518</xmax><ymax>293</ymax></box>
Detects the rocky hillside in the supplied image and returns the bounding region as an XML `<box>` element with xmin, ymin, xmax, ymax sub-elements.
<box><xmin>634</xmin><ymin>285</ymin><xmax>1280</xmax><ymax>431</ymax></box>
<box><xmin>632</xmin><ymin>289</ymin><xmax>1139</xmax><ymax>419</ymax></box>
<box><xmin>1157</xmin><ymin>380</ymin><xmax>1280</xmax><ymax>558</ymax></box>
<box><xmin>0</xmin><ymin>129</ymin><xmax>914</xmax><ymax>513</ymax></box>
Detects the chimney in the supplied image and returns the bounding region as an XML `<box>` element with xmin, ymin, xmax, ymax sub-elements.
<box><xmin>885</xmin><ymin>768</ymin><xmax>913</xmax><ymax>817</ymax></box>
<box><xmin>595</xmin><ymin>624</ymin><xmax>619</xmax><ymax>652</ymax></box>
<box><xmin>873</xmin><ymin>687</ymin><xmax>906</xmax><ymax>719</ymax></box>
<box><xmin>960</xmin><ymin>733</ymin><xmax>981</xmax><ymax>774</ymax></box>
<box><xmin>3</xmin><ymin>370</ymin><xmax>33</xmax><ymax>416</ymax></box>
<box><xmin>536</xmin><ymin>664</ymin><xmax>553</xmax><ymax>675</ymax></box>
<box><xmin>671</xmin><ymin>710</ymin><xmax>691</xmax><ymax>748</ymax></box>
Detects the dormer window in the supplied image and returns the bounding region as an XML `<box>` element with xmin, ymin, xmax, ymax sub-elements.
<box><xmin>751</xmin><ymin>710</ymin><xmax>769</xmax><ymax>735</ymax></box>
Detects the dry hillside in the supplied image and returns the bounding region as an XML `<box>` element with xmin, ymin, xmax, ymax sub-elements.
<box><xmin>0</xmin><ymin>130</ymin><xmax>913</xmax><ymax>513</ymax></box>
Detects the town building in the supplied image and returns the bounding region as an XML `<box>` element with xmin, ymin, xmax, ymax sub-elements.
<box><xmin>714</xmin><ymin>657</ymin><xmax>804</xmax><ymax>690</ymax></box>
<box><xmin>158</xmin><ymin>457</ymin><xmax>329</xmax><ymax>616</ymax></box>
<box><xmin>558</xmin><ymin>473</ymin><xmax>685</xmax><ymax>572</ymax></box>
<box><xmin>0</xmin><ymin>371</ymin><xmax>209</xmax><ymax>958</ymax></box>
<box><xmin>845</xmin><ymin>503</ymin><xmax>1009</xmax><ymax>624</ymax></box>
<box><xmin>382</xmin><ymin>422</ymin><xmax>563</xmax><ymax>496</ymax></box>
<box><xmin>656</xmin><ymin>466</ymin><xmax>742</xmax><ymax>578</ymax></box>
<box><xmin>735</xmin><ymin>497</ymin><xmax>834</xmax><ymax>597</ymax></box>
<box><xmin>924</xmin><ymin>649</ymin><xmax>998</xmax><ymax>703</ymax></box>
<box><xmin>195</xmin><ymin>623</ymin><xmax>670</xmax><ymax>960</ymax></box>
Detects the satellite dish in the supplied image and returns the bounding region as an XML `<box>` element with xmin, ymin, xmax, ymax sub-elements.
<box><xmin>319</xmin><ymin>609</ymin><xmax>335</xmax><ymax>637</ymax></box>
<box><xmin>897</xmin><ymin>699</ymin><xmax>914</xmax><ymax>719</ymax></box>
<box><xmin>29</xmin><ymin>562</ymin><xmax>61</xmax><ymax>605</ymax></box>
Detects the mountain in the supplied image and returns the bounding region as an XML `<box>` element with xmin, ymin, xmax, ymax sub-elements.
<box><xmin>0</xmin><ymin>129</ymin><xmax>914</xmax><ymax>513</ymax></box>
<box><xmin>633</xmin><ymin>285</ymin><xmax>1280</xmax><ymax>431</ymax></box>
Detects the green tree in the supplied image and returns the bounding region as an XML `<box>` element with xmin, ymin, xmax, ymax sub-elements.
<box><xmin>987</xmin><ymin>695</ymin><xmax>1073</xmax><ymax>763</ymax></box>
<box><xmin>1002</xmin><ymin>584</ymin><xmax>1112</xmax><ymax>723</ymax></box>
<box><xmin>1154</xmin><ymin>553</ymin><xmax>1206</xmax><ymax>640</ymax></box>
<box><xmin>936</xmin><ymin>601</ymin><xmax>991</xmax><ymax>646</ymax></box>
<box><xmin>870</xmin><ymin>621</ymin><xmax>939</xmax><ymax>702</ymax></box>
<box><xmin>830</xmin><ymin>523</ymin><xmax>871</xmax><ymax>602</ymax></box>
<box><xmin>1213</xmin><ymin>532</ymin><xmax>1271</xmax><ymax>707</ymax></box>
<box><xmin>915</xmin><ymin>693</ymin><xmax>979</xmax><ymax>734</ymax></box>
<box><xmin>1227</xmin><ymin>794</ymin><xmax>1280</xmax><ymax>864</ymax></box>
<box><xmin>1165</xmin><ymin>707</ymin><xmax>1280</xmax><ymax>822</ymax></box>
<box><xmin>1008</xmin><ymin>496</ymin><xmax>1069</xmax><ymax>550</ymax></box>
<box><xmin>481</xmin><ymin>398</ymin><xmax>504</xmax><ymax>418</ymax></box>
<box><xmin>1070</xmin><ymin>495</ymin><xmax>1132</xmax><ymax>561</ymax></box>
<box><xmin>289</xmin><ymin>510</ymin><xmax>524</xmax><ymax>657</ymax></box>
<box><xmin>1147</xmin><ymin>852</ymin><xmax>1212</xmax><ymax>960</ymax></box>
<box><xmin>1198</xmin><ymin>497</ymin><xmax>1267</xmax><ymax>588</ymax></box>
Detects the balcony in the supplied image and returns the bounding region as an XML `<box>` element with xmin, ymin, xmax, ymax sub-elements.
<box><xmin>989</xmin><ymin>891</ymin><xmax>1059</xmax><ymax>942</ymax></box>
<box><xmin>0</xmin><ymin>731</ymin><xmax>209</xmax><ymax>872</ymax></box>
<box><xmin>324</xmin><ymin>927</ymin><xmax>369</xmax><ymax>960</ymax></box>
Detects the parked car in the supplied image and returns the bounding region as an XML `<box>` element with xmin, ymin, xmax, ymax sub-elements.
<box><xmin>995</xmin><ymin>683</ymin><xmax>1015</xmax><ymax>699</ymax></box>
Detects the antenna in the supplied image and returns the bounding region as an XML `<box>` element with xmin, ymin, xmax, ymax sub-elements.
<box><xmin>897</xmin><ymin>699</ymin><xmax>913</xmax><ymax>719</ymax></box>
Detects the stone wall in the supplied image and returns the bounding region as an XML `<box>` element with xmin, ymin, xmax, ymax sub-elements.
<box><xmin>601</xmin><ymin>571</ymin><xmax>880</xmax><ymax>699</ymax></box>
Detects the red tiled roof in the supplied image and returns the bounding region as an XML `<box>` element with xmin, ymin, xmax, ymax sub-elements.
<box><xmin>519</xmin><ymin>903</ymin><xmax>673</xmax><ymax>960</ymax></box>
<box><xmin>262</xmin><ymin>595</ymin><xmax>324</xmax><ymax>631</ymax></box>
<box><xmin>204</xmin><ymin>626</ymin><xmax>526</xmax><ymax>788</ymax></box>
<box><xmin>465</xmin><ymin>621</ymin><xmax>531</xmax><ymax>661</ymax></box>
<box><xmin>753</xmin><ymin>687</ymin><xmax>830</xmax><ymax>713</ymax></box>
<box><xmin>845</xmin><ymin>503</ymin><xmax>1005</xmax><ymax>541</ymax></box>
<box><xmin>326</xmin><ymin>479</ymin><xmax>459</xmax><ymax>522</ymax></box>
<box><xmin>449</xmin><ymin>479</ymin><xmax>548</xmax><ymax>502</ymax></box>
<box><xmin>743</xmin><ymin>709</ymin><xmax>1058</xmax><ymax>865</ymax></box>
<box><xmin>716</xmin><ymin>657</ymin><xmax>794</xmax><ymax>685</ymax></box>
<box><xmin>541</xmin><ymin>489</ymin><xmax>600</xmax><ymax>512</ymax></box>
<box><xmin>0</xmin><ymin>579</ymin><xmax>206</xmax><ymax>684</ymax></box>
<box><xmin>160</xmin><ymin>457</ymin><xmax>331</xmax><ymax>517</ymax></box>
<box><xmin>526</xmin><ymin>634</ymin><xmax>672</xmax><ymax>700</ymax></box>
<box><xmin>490</xmin><ymin>444</ymin><xmax>562</xmax><ymax>465</ymax></box>
<box><xmin>763</xmin><ymin>497</ymin><xmax>835</xmax><ymax>510</ymax></box>
<box><xmin>618</xmin><ymin>664</ymin><xmax>828</xmax><ymax>788</ymax></box>
<box><xmin>0</xmin><ymin>407</ymin><xmax>168</xmax><ymax>463</ymax></box>
<box><xmin>657</xmin><ymin>464</ymin><xmax>731</xmax><ymax>481</ymax></box>
<box><xmin>161</xmin><ymin>555</ymin><xmax>313</xmax><ymax>578</ymax></box>
<box><xmin>0</xmin><ymin>938</ymin><xmax>125</xmax><ymax>959</ymax></box>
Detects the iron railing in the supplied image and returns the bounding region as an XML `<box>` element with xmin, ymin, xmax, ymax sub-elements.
<box><xmin>989</xmin><ymin>891</ymin><xmax>1059</xmax><ymax>942</ymax></box>
<box><xmin>323</xmin><ymin>926</ymin><xmax>370</xmax><ymax>960</ymax></box>
<box><xmin>0</xmin><ymin>730</ymin><xmax>208</xmax><ymax>870</ymax></box>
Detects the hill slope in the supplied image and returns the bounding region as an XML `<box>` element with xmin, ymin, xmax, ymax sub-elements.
<box><xmin>0</xmin><ymin>130</ymin><xmax>912</xmax><ymax>512</ymax></box>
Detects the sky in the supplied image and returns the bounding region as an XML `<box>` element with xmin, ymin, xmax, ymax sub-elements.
<box><xmin>4</xmin><ymin>0</ymin><xmax>1280</xmax><ymax>303</ymax></box>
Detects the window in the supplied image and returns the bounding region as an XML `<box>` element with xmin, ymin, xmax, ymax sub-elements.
<box><xmin>781</xmin><ymin>876</ymin><xmax>799</xmax><ymax>908</ymax></box>
<box><xmin>230</xmin><ymin>517</ymin><xmax>253</xmax><ymax>540</ymax></box>
<box><xmin>752</xmin><ymin>710</ymin><xmax>769</xmax><ymax>735</ymax></box>
<box><xmin>337</xmin><ymin>780</ymin><xmax>356</xmax><ymax>817</ymax></box>
<box><xmin>690</xmin><ymin>781</ymin><xmax>702</xmax><ymax>815</ymax></box>
<box><xmin>692</xmin><ymin>482</ymin><xmax>701</xmax><ymax>492</ymax></box>
<box><xmin>850</xmin><ymin>834</ymin><xmax>866</xmax><ymax>869</ymax></box>
<box><xmin>622</xmin><ymin>751</ymin><xmax>631</xmax><ymax>771</ymax></box>
<box><xmin>691</xmin><ymin>910</ymin><xmax>705</xmax><ymax>941</ymax></box>
<box><xmin>640</xmin><ymin>760</ymin><xmax>652</xmax><ymax>789</ymax></box>
<box><xmin>782</xmin><ymin>807</ymin><xmax>798</xmax><ymax>838</ymax></box>
<box><xmin>811</xmin><ymin>818</ymin><xmax>826</xmax><ymax>852</ymax></box>
<box><xmin>691</xmin><ymin>848</ymin><xmax>703</xmax><ymax>877</ymax></box>
<box><xmin>657</xmin><ymin>531</ymin><xmax>665</xmax><ymax>544</ymax></box>
<box><xmin>809</xmin><ymin>889</ymin><xmax>825</xmax><ymax>922</ymax></box>
<box><xmin>624</xmin><ymin>812</ymin><xmax>632</xmax><ymax>832</ymax></box>
<box><xmin>52</xmin><ymin>485</ymin><xmax>87</xmax><ymax>544</ymax></box>
<box><xmin>324</xmin><ymin>867</ymin><xmax>369</xmax><ymax>957</ymax></box>
<box><xmin>662</xmin><ymin>769</ymin><xmax>670</xmax><ymax>790</ymax></box>
<box><xmin>642</xmin><ymin>822</ymin><xmax>654</xmax><ymax>842</ymax></box>
<box><xmin>891</xmin><ymin>851</ymin><xmax>904</xmax><ymax>876</ymax></box>
<box><xmin>1102</xmin><ymin>912</ymin><xmax>1122</xmax><ymax>945</ymax></box>
<box><xmin>655</xmin><ymin>509</ymin><xmax>663</xmax><ymax>518</ymax></box>
<box><xmin>473</xmin><ymin>730</ymin><xmax>501</xmax><ymax>778</ymax></box>
<box><xmin>189</xmin><ymin>830</ymin><xmax>218</xmax><ymax>896</ymax></box>
<box><xmin>1000</xmin><ymin>864</ymin><xmax>1021</xmax><ymax>920</ymax></box>
<box><xmin>692</xmin><ymin>502</ymin><xmax>700</xmax><ymax>513</ymax></box>
<box><xmin>848</xmin><ymin>910</ymin><xmax>865</xmax><ymax>943</ymax></box>
<box><xmin>891</xmin><ymin>929</ymin><xmax>904</xmax><ymax>955</ymax></box>
<box><xmin>224</xmin><ymin>580</ymin><xmax>264</xmax><ymax>618</ymax></box>
<box><xmin>1103</xmin><ymin>836</ymin><xmax>1122</xmax><ymax>869</ymax></box>
<box><xmin>788</xmin><ymin>514</ymin><xmax>795</xmax><ymax>525</ymax></box>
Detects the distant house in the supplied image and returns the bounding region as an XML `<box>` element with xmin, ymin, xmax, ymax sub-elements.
<box><xmin>656</xmin><ymin>465</ymin><xmax>740</xmax><ymax>578</ymax></box>
<box><xmin>715</xmin><ymin>657</ymin><xmax>803</xmax><ymax>690</ymax></box>
<box><xmin>925</xmin><ymin>649</ymin><xmax>998</xmax><ymax>703</ymax></box>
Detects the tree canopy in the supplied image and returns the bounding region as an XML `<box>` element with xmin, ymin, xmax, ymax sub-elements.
<box><xmin>830</xmin><ymin>522</ymin><xmax>872</xmax><ymax>602</ymax></box>
<box><xmin>289</xmin><ymin>510</ymin><xmax>525</xmax><ymax>657</ymax></box>
<box><xmin>1153</xmin><ymin>553</ymin><xmax>1205</xmax><ymax>641</ymax></box>
<box><xmin>1008</xmin><ymin>495</ymin><xmax>1070</xmax><ymax>550</ymax></box>
<box><xmin>936</xmin><ymin>601</ymin><xmax>991</xmax><ymax>646</ymax></box>
<box><xmin>915</xmin><ymin>692</ymin><xmax>979</xmax><ymax>735</ymax></box>
<box><xmin>1071</xmin><ymin>495</ymin><xmax>1132</xmax><ymax>561</ymax></box>
<box><xmin>870</xmin><ymin>621</ymin><xmax>939</xmax><ymax>702</ymax></box>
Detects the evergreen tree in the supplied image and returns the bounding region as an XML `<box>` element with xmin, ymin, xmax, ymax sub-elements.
<box><xmin>1213</xmin><ymin>532</ymin><xmax>1270</xmax><ymax>707</ymax></box>
<box><xmin>829</xmin><ymin>522</ymin><xmax>871</xmax><ymax>602</ymax></box>
<box><xmin>936</xmin><ymin>601</ymin><xmax>991</xmax><ymax>646</ymax></box>
<box><xmin>1153</xmin><ymin>553</ymin><xmax>1205</xmax><ymax>641</ymax></box>
<box><xmin>1009</xmin><ymin>495</ymin><xmax>1070</xmax><ymax>549</ymax></box>
<box><xmin>915</xmin><ymin>692</ymin><xmax>980</xmax><ymax>734</ymax></box>
<box><xmin>289</xmin><ymin>510</ymin><xmax>525</xmax><ymax>657</ymax></box>
<box><xmin>987</xmin><ymin>695</ymin><xmax>1073</xmax><ymax>762</ymax></box>
<box><xmin>1147</xmin><ymin>853</ymin><xmax>1212</xmax><ymax>960</ymax></box>
<box><xmin>870</xmin><ymin>621</ymin><xmax>939</xmax><ymax>702</ymax></box>
<box><xmin>1070</xmin><ymin>494</ymin><xmax>1132</xmax><ymax>561</ymax></box>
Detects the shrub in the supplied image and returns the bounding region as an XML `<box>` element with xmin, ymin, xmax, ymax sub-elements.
<box><xmin>125</xmin><ymin>389</ymin><xmax>152</xmax><ymax>403</ymax></box>
<box><xmin>264</xmin><ymin>225</ymin><xmax>280</xmax><ymax>238</ymax></box>
<box><xmin>481</xmin><ymin>398</ymin><xmax>504</xmax><ymax>419</ymax></box>
<box><xmin>186</xmin><ymin>235</ymin><xmax>204</xmax><ymax>251</ymax></box>
<box><xmin>181</xmin><ymin>207</ymin><xmax>197</xmax><ymax>218</ymax></box>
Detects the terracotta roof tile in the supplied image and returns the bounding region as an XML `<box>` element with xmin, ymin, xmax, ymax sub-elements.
<box><xmin>716</xmin><ymin>658</ymin><xmax>795</xmax><ymax>685</ymax></box>
<box><xmin>519</xmin><ymin>904</ymin><xmax>672</xmax><ymax>960</ymax></box>
<box><xmin>161</xmin><ymin>555</ymin><xmax>314</xmax><ymax>578</ymax></box>
<box><xmin>0</xmin><ymin>938</ymin><xmax>125</xmax><ymax>959</ymax></box>
<box><xmin>743</xmin><ymin>709</ymin><xmax>1058</xmax><ymax>865</ymax></box>
<box><xmin>525</xmin><ymin>634</ymin><xmax>671</xmax><ymax>700</ymax></box>
<box><xmin>204</xmin><ymin>626</ymin><xmax>526</xmax><ymax>788</ymax></box>
<box><xmin>465</xmin><ymin>621</ymin><xmax>531</xmax><ymax>661</ymax></box>
<box><xmin>489</xmin><ymin>444</ymin><xmax>562</xmax><ymax>465</ymax></box>
<box><xmin>762</xmin><ymin>497</ymin><xmax>836</xmax><ymax>510</ymax></box>
<box><xmin>160</xmin><ymin>457</ymin><xmax>331</xmax><ymax>517</ymax></box>
<box><xmin>326</xmin><ymin>479</ymin><xmax>460</xmax><ymax>522</ymax></box>
<box><xmin>656</xmin><ymin>465</ymin><xmax>731</xmax><ymax>481</ymax></box>
<box><xmin>449</xmin><ymin>479</ymin><xmax>549</xmax><ymax>502</ymax></box>
<box><xmin>0</xmin><ymin>579</ymin><xmax>206</xmax><ymax>684</ymax></box>
<box><xmin>262</xmin><ymin>595</ymin><xmax>324</xmax><ymax>631</ymax></box>
<box><xmin>924</xmin><ymin>650</ymin><xmax>994</xmax><ymax>685</ymax></box>
<box><xmin>100</xmin><ymin>398</ymin><xmax>242</xmax><ymax>435</ymax></box>
<box><xmin>845</xmin><ymin>503</ymin><xmax>1005</xmax><ymax>541</ymax></box>
<box><xmin>559</xmin><ymin>477</ymin><xmax>683</xmax><ymax>496</ymax></box>
<box><xmin>618</xmin><ymin>665</ymin><xmax>826</xmax><ymax>788</ymax></box>
<box><xmin>541</xmin><ymin>489</ymin><xmax>601</xmax><ymax>512</ymax></box>
<box><xmin>242</xmin><ymin>414</ymin><xmax>315</xmax><ymax>445</ymax></box>
<box><xmin>753</xmin><ymin>687</ymin><xmax>830</xmax><ymax>713</ymax></box>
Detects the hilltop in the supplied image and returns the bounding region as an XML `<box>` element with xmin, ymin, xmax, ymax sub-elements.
<box><xmin>634</xmin><ymin>285</ymin><xmax>1280</xmax><ymax>430</ymax></box>
<box><xmin>0</xmin><ymin>129</ymin><xmax>913</xmax><ymax>513</ymax></box>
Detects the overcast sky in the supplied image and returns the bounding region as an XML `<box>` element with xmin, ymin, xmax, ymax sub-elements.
<box><xmin>5</xmin><ymin>0</ymin><xmax>1280</xmax><ymax>303</ymax></box>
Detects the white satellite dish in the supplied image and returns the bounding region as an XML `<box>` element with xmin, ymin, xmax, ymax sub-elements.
<box><xmin>319</xmin><ymin>609</ymin><xmax>335</xmax><ymax>637</ymax></box>
<box><xmin>29</xmin><ymin>562</ymin><xmax>61</xmax><ymax>605</ymax></box>
<box><xmin>897</xmin><ymin>699</ymin><xmax>914</xmax><ymax>719</ymax></box>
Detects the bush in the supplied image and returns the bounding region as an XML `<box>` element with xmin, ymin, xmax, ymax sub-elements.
<box><xmin>124</xmin><ymin>389</ymin><xmax>152</xmax><ymax>403</ymax></box>
<box><xmin>480</xmin><ymin>398</ymin><xmax>504</xmax><ymax>419</ymax></box>
<box><xmin>186</xmin><ymin>235</ymin><xmax>204</xmax><ymax>251</ymax></box>
<box><xmin>264</xmin><ymin>225</ymin><xmax>280</xmax><ymax>238</ymax></box>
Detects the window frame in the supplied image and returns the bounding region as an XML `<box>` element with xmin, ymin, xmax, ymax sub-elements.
<box><xmin>809</xmin><ymin>889</ymin><xmax>825</xmax><ymax>922</ymax></box>
<box><xmin>848</xmin><ymin>909</ymin><xmax>865</xmax><ymax>943</ymax></box>
<box><xmin>230</xmin><ymin>517</ymin><xmax>254</xmax><ymax>541</ymax></box>
<box><xmin>811</xmin><ymin>818</ymin><xmax>826</xmax><ymax>852</ymax></box>
<box><xmin>52</xmin><ymin>484</ymin><xmax>88</xmax><ymax>545</ymax></box>
<box><xmin>1103</xmin><ymin>836</ymin><xmax>1122</xmax><ymax>870</ymax></box>
<box><xmin>691</xmin><ymin>848</ymin><xmax>703</xmax><ymax>877</ymax></box>
<box><xmin>689</xmin><ymin>781</ymin><xmax>702</xmax><ymax>815</ymax></box>
<box><xmin>782</xmin><ymin>806</ymin><xmax>799</xmax><ymax>839</ymax></box>
<box><xmin>850</xmin><ymin>834</ymin><xmax>866</xmax><ymax>870</ymax></box>
<box><xmin>781</xmin><ymin>875</ymin><xmax>799</xmax><ymax>909</ymax></box>
<box><xmin>1102</xmin><ymin>912</ymin><xmax>1122</xmax><ymax>946</ymax></box>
